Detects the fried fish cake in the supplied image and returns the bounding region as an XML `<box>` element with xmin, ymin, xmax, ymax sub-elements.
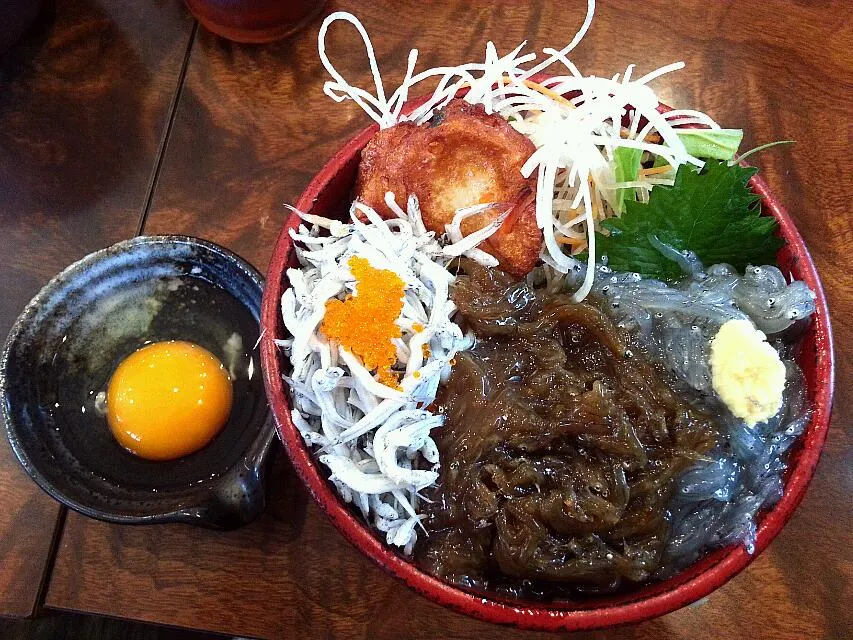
<box><xmin>356</xmin><ymin>99</ymin><xmax>542</xmax><ymax>277</ymax></box>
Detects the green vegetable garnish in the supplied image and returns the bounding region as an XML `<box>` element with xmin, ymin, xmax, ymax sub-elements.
<box><xmin>735</xmin><ymin>139</ymin><xmax>795</xmax><ymax>163</ymax></box>
<box><xmin>676</xmin><ymin>129</ymin><xmax>743</xmax><ymax>161</ymax></box>
<box><xmin>652</xmin><ymin>154</ymin><xmax>670</xmax><ymax>169</ymax></box>
<box><xmin>595</xmin><ymin>160</ymin><xmax>784</xmax><ymax>281</ymax></box>
<box><xmin>612</xmin><ymin>146</ymin><xmax>643</xmax><ymax>213</ymax></box>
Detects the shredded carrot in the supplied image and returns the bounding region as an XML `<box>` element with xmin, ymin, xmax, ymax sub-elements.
<box><xmin>518</xmin><ymin>78</ymin><xmax>576</xmax><ymax>109</ymax></box>
<box><xmin>557</xmin><ymin>235</ymin><xmax>587</xmax><ymax>247</ymax></box>
<box><xmin>493</xmin><ymin>202</ymin><xmax>523</xmax><ymax>237</ymax></box>
<box><xmin>467</xmin><ymin>76</ymin><xmax>576</xmax><ymax>110</ymax></box>
<box><xmin>461</xmin><ymin>76</ymin><xmax>669</xmax><ymax>230</ymax></box>
<box><xmin>626</xmin><ymin>130</ymin><xmax>662</xmax><ymax>144</ymax></box>
<box><xmin>468</xmin><ymin>76</ymin><xmax>661</xmax><ymax>147</ymax></box>
<box><xmin>321</xmin><ymin>256</ymin><xmax>404</xmax><ymax>389</ymax></box>
<box><xmin>589</xmin><ymin>177</ymin><xmax>606</xmax><ymax>222</ymax></box>
<box><xmin>639</xmin><ymin>164</ymin><xmax>673</xmax><ymax>177</ymax></box>
<box><xmin>494</xmin><ymin>75</ymin><xmax>662</xmax><ymax>146</ymax></box>
<box><xmin>512</xmin><ymin>77</ymin><xmax>661</xmax><ymax>143</ymax></box>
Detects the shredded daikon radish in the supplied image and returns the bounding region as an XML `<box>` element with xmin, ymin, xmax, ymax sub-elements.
<box><xmin>317</xmin><ymin>4</ymin><xmax>725</xmax><ymax>299</ymax></box>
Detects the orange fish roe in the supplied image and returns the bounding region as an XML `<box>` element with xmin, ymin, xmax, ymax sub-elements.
<box><xmin>413</xmin><ymin>371</ymin><xmax>421</xmax><ymax>379</ymax></box>
<box><xmin>321</xmin><ymin>256</ymin><xmax>405</xmax><ymax>388</ymax></box>
<box><xmin>412</xmin><ymin>322</ymin><xmax>424</xmax><ymax>333</ymax></box>
<box><xmin>422</xmin><ymin>344</ymin><xmax>431</xmax><ymax>359</ymax></box>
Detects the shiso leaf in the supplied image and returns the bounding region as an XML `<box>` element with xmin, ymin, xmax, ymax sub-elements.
<box><xmin>595</xmin><ymin>160</ymin><xmax>784</xmax><ymax>281</ymax></box>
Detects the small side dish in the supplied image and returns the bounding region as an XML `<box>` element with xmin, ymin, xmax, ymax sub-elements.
<box><xmin>2</xmin><ymin>236</ymin><xmax>272</xmax><ymax>529</ymax></box>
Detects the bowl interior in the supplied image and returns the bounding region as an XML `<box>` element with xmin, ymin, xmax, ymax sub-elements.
<box><xmin>2</xmin><ymin>235</ymin><xmax>274</xmax><ymax>528</ymax></box>
<box><xmin>260</xmin><ymin>97</ymin><xmax>834</xmax><ymax>629</ymax></box>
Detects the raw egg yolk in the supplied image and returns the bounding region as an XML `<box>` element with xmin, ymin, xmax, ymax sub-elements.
<box><xmin>106</xmin><ymin>341</ymin><xmax>233</xmax><ymax>461</ymax></box>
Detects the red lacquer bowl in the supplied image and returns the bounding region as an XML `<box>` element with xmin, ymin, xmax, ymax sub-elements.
<box><xmin>259</xmin><ymin>90</ymin><xmax>835</xmax><ymax>631</ymax></box>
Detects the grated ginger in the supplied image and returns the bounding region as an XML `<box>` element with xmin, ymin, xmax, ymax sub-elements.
<box><xmin>710</xmin><ymin>319</ymin><xmax>786</xmax><ymax>427</ymax></box>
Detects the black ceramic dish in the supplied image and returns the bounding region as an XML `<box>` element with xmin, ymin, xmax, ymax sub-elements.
<box><xmin>1</xmin><ymin>235</ymin><xmax>273</xmax><ymax>529</ymax></box>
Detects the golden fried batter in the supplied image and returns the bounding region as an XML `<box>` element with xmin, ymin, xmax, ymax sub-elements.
<box><xmin>356</xmin><ymin>99</ymin><xmax>541</xmax><ymax>277</ymax></box>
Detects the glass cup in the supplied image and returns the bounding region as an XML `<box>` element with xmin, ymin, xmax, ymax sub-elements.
<box><xmin>184</xmin><ymin>0</ymin><xmax>326</xmax><ymax>44</ymax></box>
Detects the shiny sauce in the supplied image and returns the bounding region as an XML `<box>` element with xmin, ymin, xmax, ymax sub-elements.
<box><xmin>419</xmin><ymin>262</ymin><xmax>718</xmax><ymax>596</ymax></box>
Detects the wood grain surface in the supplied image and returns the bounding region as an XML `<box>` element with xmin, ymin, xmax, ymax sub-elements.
<box><xmin>36</xmin><ymin>0</ymin><xmax>853</xmax><ymax>637</ymax></box>
<box><xmin>0</xmin><ymin>0</ymin><xmax>194</xmax><ymax>617</ymax></box>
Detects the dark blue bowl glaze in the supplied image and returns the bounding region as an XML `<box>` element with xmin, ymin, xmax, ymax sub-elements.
<box><xmin>1</xmin><ymin>235</ymin><xmax>273</xmax><ymax>530</ymax></box>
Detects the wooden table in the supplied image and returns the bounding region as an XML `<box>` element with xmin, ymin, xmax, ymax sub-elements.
<box><xmin>1</xmin><ymin>1</ymin><xmax>850</xmax><ymax>637</ymax></box>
